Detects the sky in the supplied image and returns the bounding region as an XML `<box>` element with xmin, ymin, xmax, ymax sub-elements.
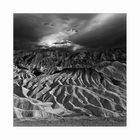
<box><xmin>14</xmin><ymin>13</ymin><xmax>126</xmax><ymax>50</ymax></box>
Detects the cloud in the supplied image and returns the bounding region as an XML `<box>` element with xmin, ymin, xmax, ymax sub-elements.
<box><xmin>14</xmin><ymin>14</ymin><xmax>126</xmax><ymax>50</ymax></box>
<box><xmin>38</xmin><ymin>29</ymin><xmax>77</xmax><ymax>46</ymax></box>
<box><xmin>71</xmin><ymin>14</ymin><xmax>126</xmax><ymax>48</ymax></box>
<box><xmin>80</xmin><ymin>14</ymin><xmax>115</xmax><ymax>34</ymax></box>
<box><xmin>72</xmin><ymin>44</ymin><xmax>83</xmax><ymax>51</ymax></box>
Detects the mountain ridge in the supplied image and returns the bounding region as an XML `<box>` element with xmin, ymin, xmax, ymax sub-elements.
<box><xmin>14</xmin><ymin>58</ymin><xmax>126</xmax><ymax>119</ymax></box>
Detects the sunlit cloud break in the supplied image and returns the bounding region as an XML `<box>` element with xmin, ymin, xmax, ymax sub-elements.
<box><xmin>38</xmin><ymin>28</ymin><xmax>77</xmax><ymax>46</ymax></box>
<box><xmin>37</xmin><ymin>28</ymin><xmax>82</xmax><ymax>51</ymax></box>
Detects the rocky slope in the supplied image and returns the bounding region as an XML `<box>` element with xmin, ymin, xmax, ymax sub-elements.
<box><xmin>13</xmin><ymin>47</ymin><xmax>126</xmax><ymax>120</ymax></box>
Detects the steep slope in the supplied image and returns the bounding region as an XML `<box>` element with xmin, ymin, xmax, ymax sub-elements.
<box><xmin>14</xmin><ymin>58</ymin><xmax>126</xmax><ymax>119</ymax></box>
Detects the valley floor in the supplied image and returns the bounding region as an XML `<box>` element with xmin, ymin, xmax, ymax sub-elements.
<box><xmin>14</xmin><ymin>116</ymin><xmax>126</xmax><ymax>126</ymax></box>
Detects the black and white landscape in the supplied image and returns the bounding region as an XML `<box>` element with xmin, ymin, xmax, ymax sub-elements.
<box><xmin>13</xmin><ymin>13</ymin><xmax>126</xmax><ymax>126</ymax></box>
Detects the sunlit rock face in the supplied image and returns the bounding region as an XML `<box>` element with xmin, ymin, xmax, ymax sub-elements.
<box><xmin>13</xmin><ymin>47</ymin><xmax>126</xmax><ymax>119</ymax></box>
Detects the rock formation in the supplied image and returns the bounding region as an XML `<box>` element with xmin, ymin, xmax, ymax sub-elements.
<box><xmin>14</xmin><ymin>47</ymin><xmax>126</xmax><ymax>120</ymax></box>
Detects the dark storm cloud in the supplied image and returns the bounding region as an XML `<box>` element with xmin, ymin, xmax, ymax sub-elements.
<box><xmin>14</xmin><ymin>13</ymin><xmax>126</xmax><ymax>50</ymax></box>
<box><xmin>14</xmin><ymin>13</ymin><xmax>94</xmax><ymax>49</ymax></box>
<box><xmin>71</xmin><ymin>14</ymin><xmax>126</xmax><ymax>49</ymax></box>
<box><xmin>14</xmin><ymin>14</ymin><xmax>48</xmax><ymax>41</ymax></box>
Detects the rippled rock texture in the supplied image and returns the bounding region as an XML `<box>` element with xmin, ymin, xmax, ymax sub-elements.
<box><xmin>13</xmin><ymin>48</ymin><xmax>126</xmax><ymax>122</ymax></box>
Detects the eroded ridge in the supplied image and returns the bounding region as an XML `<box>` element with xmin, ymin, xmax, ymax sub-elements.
<box><xmin>14</xmin><ymin>61</ymin><xmax>126</xmax><ymax>119</ymax></box>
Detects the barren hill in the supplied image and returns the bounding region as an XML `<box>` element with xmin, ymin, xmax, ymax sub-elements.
<box><xmin>14</xmin><ymin>47</ymin><xmax>126</xmax><ymax>122</ymax></box>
